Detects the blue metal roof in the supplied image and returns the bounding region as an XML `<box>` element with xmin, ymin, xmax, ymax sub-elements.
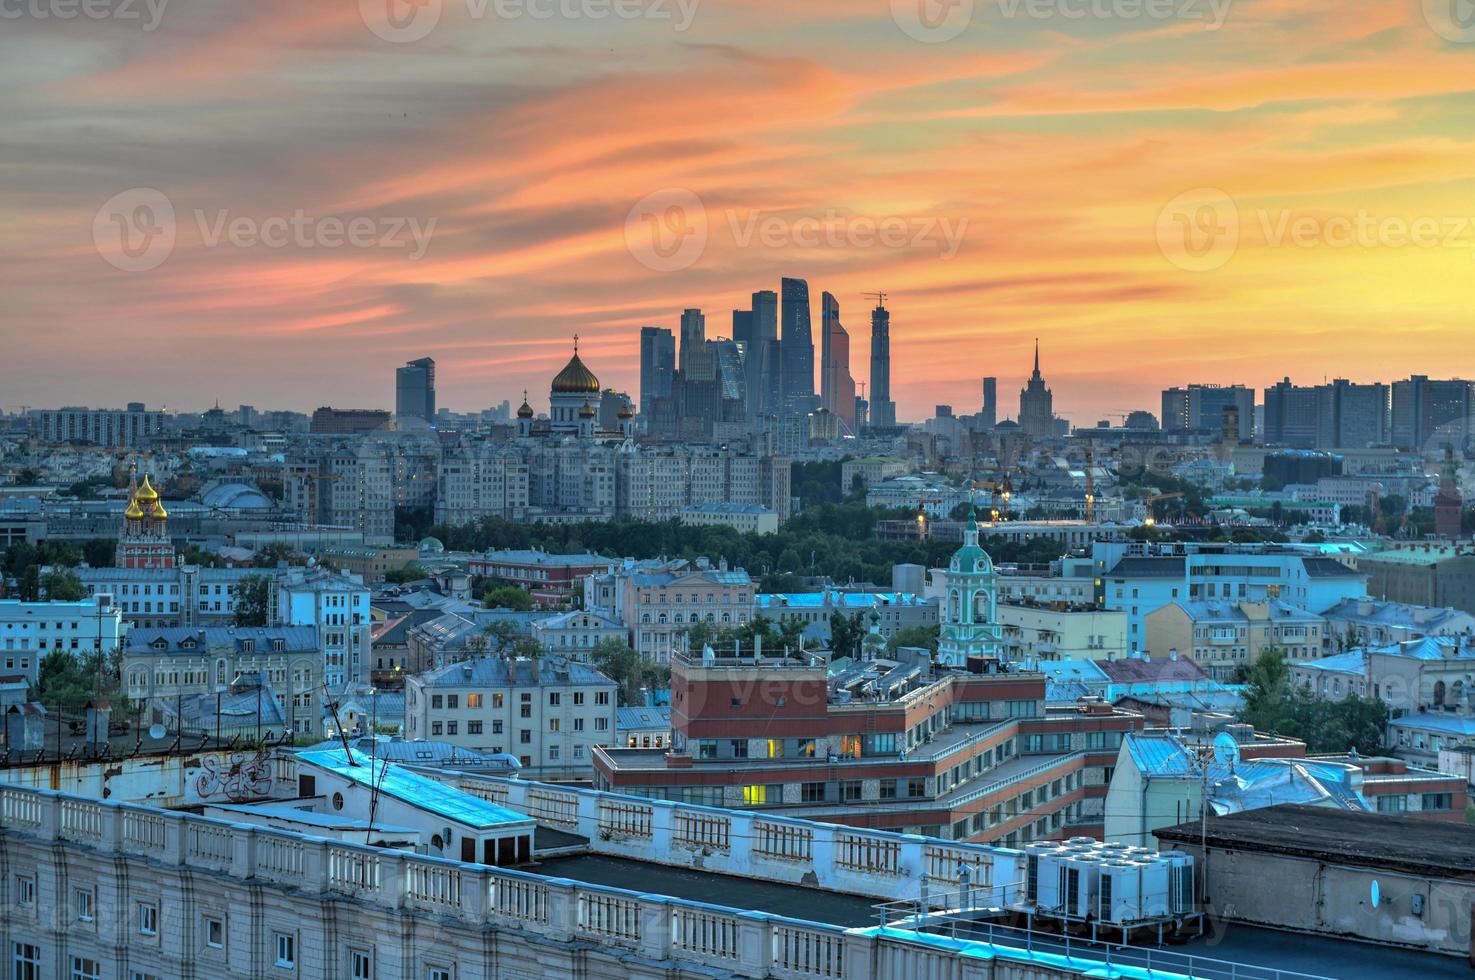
<box><xmin>1125</xmin><ymin>734</ymin><xmax>1196</xmax><ymax>776</ymax></box>
<box><xmin>295</xmin><ymin>748</ymin><xmax>532</xmax><ymax>829</ymax></box>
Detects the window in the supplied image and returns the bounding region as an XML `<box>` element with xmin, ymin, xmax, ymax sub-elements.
<box><xmin>730</xmin><ymin>739</ymin><xmax>748</xmax><ymax>758</ymax></box>
<box><xmin>698</xmin><ymin>740</ymin><xmax>718</xmax><ymax>759</ymax></box>
<box><xmin>205</xmin><ymin>915</ymin><xmax>225</xmax><ymax>948</ymax></box>
<box><xmin>596</xmin><ymin>691</ymin><xmax>610</xmax><ymax>705</ymax></box>
<box><xmin>275</xmin><ymin>932</ymin><xmax>296</xmax><ymax>969</ymax></box>
<box><xmin>446</xmin><ymin>695</ymin><xmax>459</xmax><ymax>709</ymax></box>
<box><xmin>466</xmin><ymin>694</ymin><xmax>483</xmax><ymax>709</ymax></box>
<box><xmin>879</xmin><ymin>779</ymin><xmax>897</xmax><ymax>799</ymax></box>
<box><xmin>1376</xmin><ymin>794</ymin><xmax>1407</xmax><ymax>813</ymax></box>
<box><xmin>431</xmin><ymin>695</ymin><xmax>443</xmax><ymax>709</ymax></box>
<box><xmin>800</xmin><ymin>781</ymin><xmax>826</xmax><ymax>802</ymax></box>
<box><xmin>14</xmin><ymin>874</ymin><xmax>34</xmax><ymax>908</ymax></box>
<box><xmin>350</xmin><ymin>950</ymin><xmax>374</xmax><ymax>979</ymax></box>
<box><xmin>446</xmin><ymin>721</ymin><xmax>458</xmax><ymax>736</ymax></box>
<box><xmin>796</xmin><ymin>738</ymin><xmax>817</xmax><ymax>758</ymax></box>
<box><xmin>139</xmin><ymin>901</ymin><xmax>159</xmax><ymax>935</ymax></box>
<box><xmin>350</xmin><ymin>950</ymin><xmax>374</xmax><ymax>980</ymax></box>
<box><xmin>71</xmin><ymin>958</ymin><xmax>102</xmax><ymax>980</ymax></box>
<box><xmin>75</xmin><ymin>887</ymin><xmax>94</xmax><ymax>922</ymax></box>
<box><xmin>549</xmin><ymin>692</ymin><xmax>561</xmax><ymax>706</ymax></box>
<box><xmin>467</xmin><ymin>720</ymin><xmax>483</xmax><ymax>735</ymax></box>
<box><xmin>427</xmin><ymin>968</ymin><xmax>452</xmax><ymax>980</ymax></box>
<box><xmin>1422</xmin><ymin>793</ymin><xmax>1453</xmax><ymax>811</ymax></box>
<box><xmin>12</xmin><ymin>943</ymin><xmax>40</xmax><ymax>980</ymax></box>
<box><xmin>907</xmin><ymin>778</ymin><xmax>927</xmax><ymax>798</ymax></box>
<box><xmin>841</xmin><ymin>780</ymin><xmax>863</xmax><ymax>801</ymax></box>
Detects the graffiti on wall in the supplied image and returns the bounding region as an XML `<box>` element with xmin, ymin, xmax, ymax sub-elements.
<box><xmin>192</xmin><ymin>750</ymin><xmax>273</xmax><ymax>803</ymax></box>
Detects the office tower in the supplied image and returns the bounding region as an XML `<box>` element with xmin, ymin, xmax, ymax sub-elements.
<box><xmin>1018</xmin><ymin>341</ymin><xmax>1054</xmax><ymax>439</ymax></box>
<box><xmin>1160</xmin><ymin>384</ymin><xmax>1253</xmax><ymax>442</ymax></box>
<box><xmin>395</xmin><ymin>357</ymin><xmax>436</xmax><ymax>422</ymax></box>
<box><xmin>744</xmin><ymin>289</ymin><xmax>780</xmax><ymax>419</ymax></box>
<box><xmin>869</xmin><ymin>300</ymin><xmax>895</xmax><ymax>428</ymax></box>
<box><xmin>981</xmin><ymin>377</ymin><xmax>997</xmax><ymax>429</ymax></box>
<box><xmin>819</xmin><ymin>291</ymin><xmax>857</xmax><ymax>431</ymax></box>
<box><xmin>678</xmin><ymin>308</ymin><xmax>706</xmax><ymax>374</ymax></box>
<box><xmin>1392</xmin><ymin>375</ymin><xmax>1475</xmax><ymax>451</ymax></box>
<box><xmin>1318</xmin><ymin>379</ymin><xmax>1389</xmax><ymax>449</ymax></box>
<box><xmin>1263</xmin><ymin>378</ymin><xmax>1322</xmax><ymax>448</ymax></box>
<box><xmin>731</xmin><ymin>309</ymin><xmax>753</xmax><ymax>354</ymax></box>
<box><xmin>639</xmin><ymin>326</ymin><xmax>675</xmax><ymax>418</ymax></box>
<box><xmin>779</xmin><ymin>277</ymin><xmax>815</xmax><ymax>414</ymax></box>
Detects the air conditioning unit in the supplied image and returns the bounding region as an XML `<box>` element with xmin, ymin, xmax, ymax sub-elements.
<box><xmin>1159</xmin><ymin>850</ymin><xmax>1196</xmax><ymax>914</ymax></box>
<box><xmin>1097</xmin><ymin>861</ymin><xmax>1144</xmax><ymax>924</ymax></box>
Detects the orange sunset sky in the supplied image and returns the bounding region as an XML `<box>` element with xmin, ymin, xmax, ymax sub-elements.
<box><xmin>4</xmin><ymin>0</ymin><xmax>1475</xmax><ymax>422</ymax></box>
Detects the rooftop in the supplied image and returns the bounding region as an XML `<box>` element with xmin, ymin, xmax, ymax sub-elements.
<box><xmin>1156</xmin><ymin>803</ymin><xmax>1475</xmax><ymax>881</ymax></box>
<box><xmin>295</xmin><ymin>748</ymin><xmax>532</xmax><ymax>829</ymax></box>
<box><xmin>415</xmin><ymin>655</ymin><xmax>614</xmax><ymax>690</ymax></box>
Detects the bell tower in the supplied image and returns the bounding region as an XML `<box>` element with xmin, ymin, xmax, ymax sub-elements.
<box><xmin>116</xmin><ymin>469</ymin><xmax>178</xmax><ymax>569</ymax></box>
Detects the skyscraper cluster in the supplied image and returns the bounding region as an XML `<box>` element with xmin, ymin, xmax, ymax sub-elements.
<box><xmin>637</xmin><ymin>280</ymin><xmax>898</xmax><ymax>440</ymax></box>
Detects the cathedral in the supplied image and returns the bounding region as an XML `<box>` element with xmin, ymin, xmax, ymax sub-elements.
<box><xmin>936</xmin><ymin>507</ymin><xmax>1003</xmax><ymax>667</ymax></box>
<box><xmin>116</xmin><ymin>472</ymin><xmax>177</xmax><ymax>569</ymax></box>
<box><xmin>515</xmin><ymin>338</ymin><xmax>635</xmax><ymax>442</ymax></box>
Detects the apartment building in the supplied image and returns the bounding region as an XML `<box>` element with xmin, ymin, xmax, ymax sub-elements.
<box><xmin>275</xmin><ymin>568</ymin><xmax>371</xmax><ymax>689</ymax></box>
<box><xmin>996</xmin><ymin>599</ymin><xmax>1127</xmax><ymax>664</ymax></box>
<box><xmin>1144</xmin><ymin>599</ymin><xmax>1326</xmax><ymax>680</ymax></box>
<box><xmin>77</xmin><ymin>565</ymin><xmax>277</xmax><ymax>629</ymax></box>
<box><xmin>0</xmin><ymin>596</ymin><xmax>125</xmax><ymax>685</ymax></box>
<box><xmin>403</xmin><ymin>655</ymin><xmax>617</xmax><ymax>780</ymax></box>
<box><xmin>584</xmin><ymin>557</ymin><xmax>755</xmax><ymax>661</ymax></box>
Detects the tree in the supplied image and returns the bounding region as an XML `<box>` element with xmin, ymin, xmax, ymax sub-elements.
<box><xmin>233</xmin><ymin>575</ymin><xmax>271</xmax><ymax>627</ymax></box>
<box><xmin>828</xmin><ymin>611</ymin><xmax>866</xmax><ymax>661</ymax></box>
<box><xmin>80</xmin><ymin>539</ymin><xmax>116</xmax><ymax>568</ymax></box>
<box><xmin>1236</xmin><ymin>648</ymin><xmax>1389</xmax><ymax>754</ymax></box>
<box><xmin>32</xmin><ymin>648</ymin><xmax>120</xmax><ymax>712</ymax></box>
<box><xmin>484</xmin><ymin>584</ymin><xmax>535</xmax><ymax>611</ymax></box>
<box><xmin>253</xmin><ymin>543</ymin><xmax>300</xmax><ymax>568</ymax></box>
<box><xmin>589</xmin><ymin>638</ymin><xmax>669</xmax><ymax>707</ymax></box>
<box><xmin>382</xmin><ymin>562</ymin><xmax>427</xmax><ymax>585</ymax></box>
<box><xmin>40</xmin><ymin>568</ymin><xmax>86</xmax><ymax>601</ymax></box>
<box><xmin>886</xmin><ymin>624</ymin><xmax>940</xmax><ymax>654</ymax></box>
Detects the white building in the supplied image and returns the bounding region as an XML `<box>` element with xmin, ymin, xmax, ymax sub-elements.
<box><xmin>679</xmin><ymin>503</ymin><xmax>779</xmax><ymax>534</ymax></box>
<box><xmin>0</xmin><ymin>596</ymin><xmax>125</xmax><ymax>685</ymax></box>
<box><xmin>530</xmin><ymin>610</ymin><xmax>626</xmax><ymax>660</ymax></box>
<box><xmin>275</xmin><ymin>568</ymin><xmax>371</xmax><ymax>689</ymax></box>
<box><xmin>404</xmin><ymin>655</ymin><xmax>618</xmax><ymax>779</ymax></box>
<box><xmin>77</xmin><ymin>565</ymin><xmax>281</xmax><ymax>629</ymax></box>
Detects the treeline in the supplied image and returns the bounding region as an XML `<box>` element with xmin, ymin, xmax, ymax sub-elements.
<box><xmin>425</xmin><ymin>501</ymin><xmax>1071</xmax><ymax>590</ymax></box>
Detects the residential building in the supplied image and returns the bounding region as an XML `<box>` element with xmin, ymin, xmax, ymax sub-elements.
<box><xmin>78</xmin><ymin>565</ymin><xmax>274</xmax><ymax>629</ymax></box>
<box><xmin>994</xmin><ymin>557</ymin><xmax>1097</xmax><ymax>606</ymax></box>
<box><xmin>466</xmin><ymin>549</ymin><xmax>618</xmax><ymax>605</ymax></box>
<box><xmin>275</xmin><ymin>568</ymin><xmax>371</xmax><ymax>689</ymax></box>
<box><xmin>1143</xmin><ymin>599</ymin><xmax>1326</xmax><ymax>680</ymax></box>
<box><xmin>308</xmin><ymin>407</ymin><xmax>390</xmax><ymax>435</ymax></box>
<box><xmin>589</xmin><ymin>557</ymin><xmax>755</xmax><ymax>661</ymax></box>
<box><xmin>31</xmin><ymin>405</ymin><xmax>166</xmax><ymax>447</ymax></box>
<box><xmin>404</xmin><ymin>655</ymin><xmax>617</xmax><ymax>779</ymax></box>
<box><xmin>615</xmin><ymin>704</ymin><xmax>671</xmax><ymax>749</ymax></box>
<box><xmin>752</xmin><ymin>590</ymin><xmax>938</xmax><ymax>647</ymax></box>
<box><xmin>1161</xmin><ymin>385</ymin><xmax>1255</xmax><ymax>441</ymax></box>
<box><xmin>996</xmin><ymin>599</ymin><xmax>1127</xmax><ymax>664</ymax></box>
<box><xmin>530</xmin><ymin>610</ymin><xmax>626</xmax><ymax>660</ymax></box>
<box><xmin>840</xmin><ymin>457</ymin><xmax>906</xmax><ymax>493</ymax></box>
<box><xmin>1095</xmin><ymin>541</ymin><xmax>1367</xmax><ymax>650</ymax></box>
<box><xmin>1391</xmin><ymin>374</ymin><xmax>1475</xmax><ymax>451</ymax></box>
<box><xmin>0</xmin><ymin>596</ymin><xmax>124</xmax><ymax>686</ymax></box>
<box><xmin>434</xmin><ymin>441</ymin><xmax>529</xmax><ymax>524</ymax></box>
<box><xmin>1321</xmin><ymin>598</ymin><xmax>1475</xmax><ymax>649</ymax></box>
<box><xmin>121</xmin><ymin>625</ymin><xmax>322</xmax><ymax>737</ymax></box>
<box><xmin>678</xmin><ymin>502</ymin><xmax>779</xmax><ymax>534</ymax></box>
<box><xmin>1358</xmin><ymin>543</ymin><xmax>1475</xmax><ymax>616</ymax></box>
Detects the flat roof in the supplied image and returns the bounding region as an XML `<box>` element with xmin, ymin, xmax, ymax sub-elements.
<box><xmin>531</xmin><ymin>854</ymin><xmax>879</xmax><ymax>927</ymax></box>
<box><xmin>1155</xmin><ymin>803</ymin><xmax>1475</xmax><ymax>881</ymax></box>
<box><xmin>296</xmin><ymin>749</ymin><xmax>532</xmax><ymax>831</ymax></box>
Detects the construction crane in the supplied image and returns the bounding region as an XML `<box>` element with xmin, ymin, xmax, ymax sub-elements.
<box><xmin>864</xmin><ymin>291</ymin><xmax>888</xmax><ymax>308</ymax></box>
<box><xmin>1141</xmin><ymin>491</ymin><xmax>1185</xmax><ymax>526</ymax></box>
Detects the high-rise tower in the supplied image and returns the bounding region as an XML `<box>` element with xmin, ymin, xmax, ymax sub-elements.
<box><xmin>395</xmin><ymin>357</ymin><xmax>436</xmax><ymax>423</ymax></box>
<box><xmin>1018</xmin><ymin>340</ymin><xmax>1054</xmax><ymax>439</ymax></box>
<box><xmin>868</xmin><ymin>299</ymin><xmax>895</xmax><ymax>428</ymax></box>
<box><xmin>639</xmin><ymin>326</ymin><xmax>675</xmax><ymax>418</ymax></box>
<box><xmin>819</xmin><ymin>292</ymin><xmax>857</xmax><ymax>431</ymax></box>
<box><xmin>779</xmin><ymin>278</ymin><xmax>815</xmax><ymax>415</ymax></box>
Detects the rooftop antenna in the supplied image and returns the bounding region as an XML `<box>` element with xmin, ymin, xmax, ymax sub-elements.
<box><xmin>323</xmin><ymin>682</ymin><xmax>357</xmax><ymax>766</ymax></box>
<box><xmin>864</xmin><ymin>291</ymin><xmax>888</xmax><ymax>308</ymax></box>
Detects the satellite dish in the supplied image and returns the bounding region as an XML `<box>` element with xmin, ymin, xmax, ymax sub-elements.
<box><xmin>1370</xmin><ymin>880</ymin><xmax>1381</xmax><ymax>909</ymax></box>
<box><xmin>1212</xmin><ymin>731</ymin><xmax>1240</xmax><ymax>767</ymax></box>
<box><xmin>147</xmin><ymin>723</ymin><xmax>167</xmax><ymax>740</ymax></box>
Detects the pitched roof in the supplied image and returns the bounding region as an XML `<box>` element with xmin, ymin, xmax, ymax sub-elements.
<box><xmin>1095</xmin><ymin>654</ymin><xmax>1209</xmax><ymax>685</ymax></box>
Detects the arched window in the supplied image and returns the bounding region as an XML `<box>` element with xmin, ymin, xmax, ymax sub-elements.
<box><xmin>1433</xmin><ymin>680</ymin><xmax>1447</xmax><ymax>707</ymax></box>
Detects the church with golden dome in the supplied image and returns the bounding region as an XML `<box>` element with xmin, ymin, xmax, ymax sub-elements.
<box><xmin>517</xmin><ymin>337</ymin><xmax>635</xmax><ymax>442</ymax></box>
<box><xmin>117</xmin><ymin>470</ymin><xmax>178</xmax><ymax>569</ymax></box>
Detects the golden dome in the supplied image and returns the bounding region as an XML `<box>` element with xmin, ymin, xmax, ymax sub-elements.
<box><xmin>136</xmin><ymin>475</ymin><xmax>159</xmax><ymax>503</ymax></box>
<box><xmin>517</xmin><ymin>391</ymin><xmax>534</xmax><ymax>419</ymax></box>
<box><xmin>617</xmin><ymin>405</ymin><xmax>634</xmax><ymax>419</ymax></box>
<box><xmin>551</xmin><ymin>345</ymin><xmax>600</xmax><ymax>394</ymax></box>
<box><xmin>150</xmin><ymin>500</ymin><xmax>168</xmax><ymax>520</ymax></box>
<box><xmin>579</xmin><ymin>400</ymin><xmax>596</xmax><ymax>419</ymax></box>
<box><xmin>124</xmin><ymin>498</ymin><xmax>145</xmax><ymax>520</ymax></box>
